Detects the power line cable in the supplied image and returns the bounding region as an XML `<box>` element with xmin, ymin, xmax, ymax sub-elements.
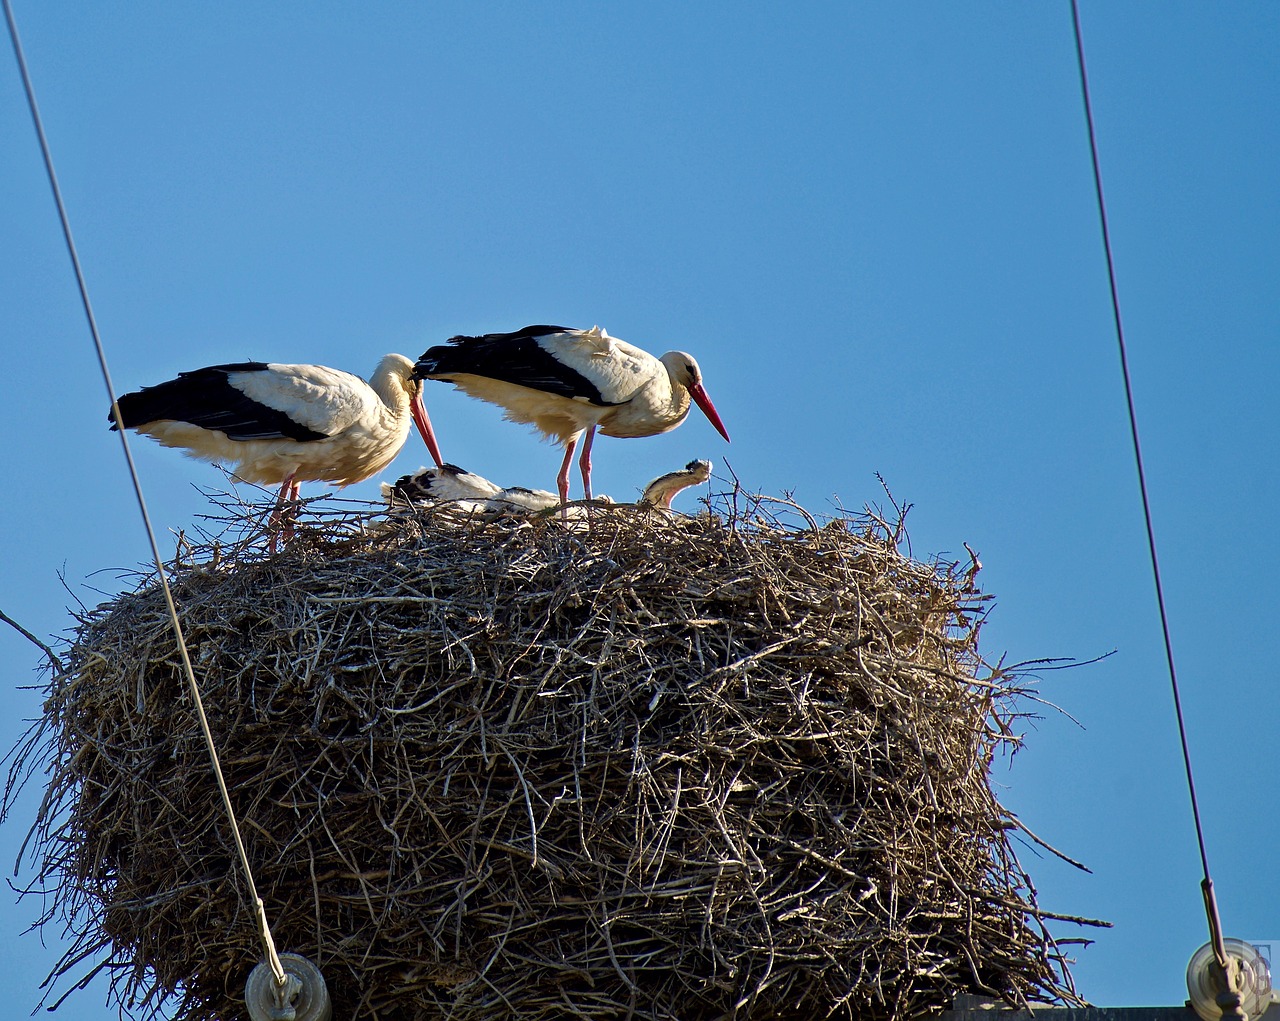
<box><xmin>1068</xmin><ymin>1</ymin><xmax>1239</xmax><ymax>1000</ymax></box>
<box><xmin>2</xmin><ymin>0</ymin><xmax>289</xmax><ymax>993</ymax></box>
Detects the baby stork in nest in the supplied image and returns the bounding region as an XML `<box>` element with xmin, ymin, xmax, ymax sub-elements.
<box><xmin>385</xmin><ymin>459</ymin><xmax>713</xmax><ymax>519</ymax></box>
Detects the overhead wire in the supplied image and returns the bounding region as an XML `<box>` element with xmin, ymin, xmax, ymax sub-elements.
<box><xmin>1068</xmin><ymin>0</ymin><xmax>1236</xmax><ymax>986</ymax></box>
<box><xmin>2</xmin><ymin>0</ymin><xmax>289</xmax><ymax>992</ymax></box>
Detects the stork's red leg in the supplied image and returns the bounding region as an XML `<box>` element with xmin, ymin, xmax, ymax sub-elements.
<box><xmin>556</xmin><ymin>435</ymin><xmax>580</xmax><ymax>519</ymax></box>
<box><xmin>269</xmin><ymin>472</ymin><xmax>299</xmax><ymax>553</ymax></box>
<box><xmin>577</xmin><ymin>426</ymin><xmax>597</xmax><ymax>503</ymax></box>
<box><xmin>283</xmin><ymin>477</ymin><xmax>302</xmax><ymax>542</ymax></box>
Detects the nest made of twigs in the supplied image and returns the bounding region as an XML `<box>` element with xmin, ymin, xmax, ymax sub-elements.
<box><xmin>5</xmin><ymin>491</ymin><xmax>1098</xmax><ymax>1020</ymax></box>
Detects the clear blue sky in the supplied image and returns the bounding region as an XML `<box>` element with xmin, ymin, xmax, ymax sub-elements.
<box><xmin>2</xmin><ymin>3</ymin><xmax>1277</xmax><ymax>1016</ymax></box>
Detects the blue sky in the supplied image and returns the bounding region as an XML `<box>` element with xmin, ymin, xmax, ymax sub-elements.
<box><xmin>2</xmin><ymin>3</ymin><xmax>1278</xmax><ymax>1016</ymax></box>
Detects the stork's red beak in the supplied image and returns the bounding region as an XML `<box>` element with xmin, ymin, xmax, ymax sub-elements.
<box><xmin>688</xmin><ymin>383</ymin><xmax>731</xmax><ymax>443</ymax></box>
<box><xmin>410</xmin><ymin>392</ymin><xmax>445</xmax><ymax>468</ymax></box>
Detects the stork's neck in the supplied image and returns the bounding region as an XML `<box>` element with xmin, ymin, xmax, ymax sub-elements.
<box><xmin>657</xmin><ymin>352</ymin><xmax>696</xmax><ymax>418</ymax></box>
<box><xmin>660</xmin><ymin>377</ymin><xmax>693</xmax><ymax>423</ymax></box>
<box><xmin>368</xmin><ymin>354</ymin><xmax>418</xmax><ymax>419</ymax></box>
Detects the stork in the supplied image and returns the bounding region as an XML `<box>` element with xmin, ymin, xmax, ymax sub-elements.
<box><xmin>110</xmin><ymin>354</ymin><xmax>444</xmax><ymax>546</ymax></box>
<box><xmin>413</xmin><ymin>325</ymin><xmax>730</xmax><ymax>510</ymax></box>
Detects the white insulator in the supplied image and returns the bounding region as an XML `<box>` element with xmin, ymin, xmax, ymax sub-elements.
<box><xmin>1187</xmin><ymin>939</ymin><xmax>1277</xmax><ymax>1021</ymax></box>
<box><xmin>245</xmin><ymin>952</ymin><xmax>332</xmax><ymax>1021</ymax></box>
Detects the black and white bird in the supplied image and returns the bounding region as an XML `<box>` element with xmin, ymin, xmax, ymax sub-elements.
<box><xmin>413</xmin><ymin>325</ymin><xmax>730</xmax><ymax>510</ymax></box>
<box><xmin>385</xmin><ymin>463</ymin><xmax>596</xmax><ymax>516</ymax></box>
<box><xmin>386</xmin><ymin>462</ymin><xmax>506</xmax><ymax>514</ymax></box>
<box><xmin>110</xmin><ymin>355</ymin><xmax>444</xmax><ymax>542</ymax></box>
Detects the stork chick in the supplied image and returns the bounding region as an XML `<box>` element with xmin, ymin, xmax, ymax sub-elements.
<box><xmin>638</xmin><ymin>459</ymin><xmax>713</xmax><ymax>511</ymax></box>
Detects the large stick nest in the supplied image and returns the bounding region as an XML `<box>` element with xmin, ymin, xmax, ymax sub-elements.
<box><xmin>4</xmin><ymin>492</ymin><xmax>1095</xmax><ymax>1019</ymax></box>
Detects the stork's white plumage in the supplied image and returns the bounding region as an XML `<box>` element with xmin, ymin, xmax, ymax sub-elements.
<box><xmin>413</xmin><ymin>325</ymin><xmax>730</xmax><ymax>510</ymax></box>
<box><xmin>111</xmin><ymin>354</ymin><xmax>444</xmax><ymax>543</ymax></box>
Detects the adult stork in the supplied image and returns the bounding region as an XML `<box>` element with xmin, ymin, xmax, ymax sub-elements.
<box><xmin>413</xmin><ymin>325</ymin><xmax>730</xmax><ymax>509</ymax></box>
<box><xmin>110</xmin><ymin>354</ymin><xmax>444</xmax><ymax>545</ymax></box>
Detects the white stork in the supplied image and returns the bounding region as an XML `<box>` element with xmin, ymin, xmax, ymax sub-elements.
<box><xmin>413</xmin><ymin>325</ymin><xmax>730</xmax><ymax>510</ymax></box>
<box><xmin>111</xmin><ymin>354</ymin><xmax>444</xmax><ymax>545</ymax></box>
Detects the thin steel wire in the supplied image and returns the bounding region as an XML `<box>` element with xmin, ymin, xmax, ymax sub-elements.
<box><xmin>1068</xmin><ymin>0</ymin><xmax>1229</xmax><ymax>966</ymax></box>
<box><xmin>2</xmin><ymin>0</ymin><xmax>288</xmax><ymax>990</ymax></box>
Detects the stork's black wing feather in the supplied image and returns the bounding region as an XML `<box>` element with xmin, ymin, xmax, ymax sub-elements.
<box><xmin>109</xmin><ymin>363</ymin><xmax>329</xmax><ymax>442</ymax></box>
<box><xmin>414</xmin><ymin>325</ymin><xmax>615</xmax><ymax>406</ymax></box>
